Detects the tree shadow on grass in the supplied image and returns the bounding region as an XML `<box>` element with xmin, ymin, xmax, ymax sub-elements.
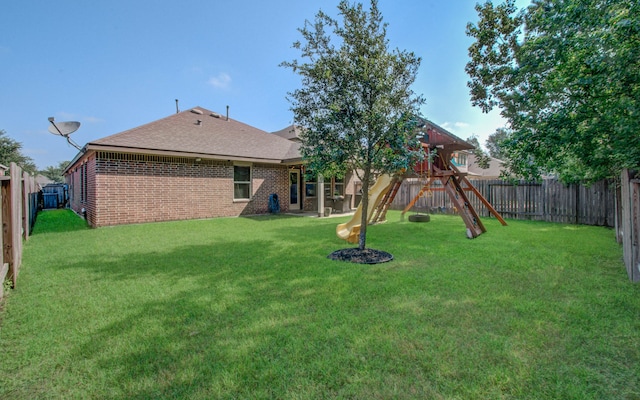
<box><xmin>11</xmin><ymin>213</ymin><xmax>637</xmax><ymax>399</ymax></box>
<box><xmin>24</xmin><ymin>215</ymin><xmax>459</xmax><ymax>398</ymax></box>
<box><xmin>51</xmin><ymin>239</ymin><xmax>401</xmax><ymax>398</ymax></box>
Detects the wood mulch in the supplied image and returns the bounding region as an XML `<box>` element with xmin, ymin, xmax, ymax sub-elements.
<box><xmin>327</xmin><ymin>248</ymin><xmax>394</xmax><ymax>264</ymax></box>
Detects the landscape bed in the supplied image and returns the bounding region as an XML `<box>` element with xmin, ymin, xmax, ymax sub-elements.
<box><xmin>0</xmin><ymin>209</ymin><xmax>638</xmax><ymax>399</ymax></box>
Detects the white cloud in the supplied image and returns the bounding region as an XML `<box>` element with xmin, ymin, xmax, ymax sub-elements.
<box><xmin>57</xmin><ymin>111</ymin><xmax>78</xmax><ymax>120</ymax></box>
<box><xmin>55</xmin><ymin>112</ymin><xmax>103</xmax><ymax>124</ymax></box>
<box><xmin>440</xmin><ymin>122</ymin><xmax>454</xmax><ymax>131</ymax></box>
<box><xmin>83</xmin><ymin>116</ymin><xmax>104</xmax><ymax>123</ymax></box>
<box><xmin>439</xmin><ymin>121</ymin><xmax>470</xmax><ymax>133</ymax></box>
<box><xmin>208</xmin><ymin>72</ymin><xmax>232</xmax><ymax>89</ymax></box>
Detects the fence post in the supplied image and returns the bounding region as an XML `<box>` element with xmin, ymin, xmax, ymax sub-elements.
<box><xmin>22</xmin><ymin>170</ymin><xmax>30</xmax><ymax>241</ymax></box>
<box><xmin>8</xmin><ymin>163</ymin><xmax>23</xmax><ymax>287</ymax></box>
<box><xmin>632</xmin><ymin>179</ymin><xmax>640</xmax><ymax>282</ymax></box>
<box><xmin>620</xmin><ymin>169</ymin><xmax>640</xmax><ymax>282</ymax></box>
<box><xmin>1</xmin><ymin>175</ymin><xmax>9</xmax><ymax>279</ymax></box>
<box><xmin>0</xmin><ymin>175</ymin><xmax>4</xmax><ymax>298</ymax></box>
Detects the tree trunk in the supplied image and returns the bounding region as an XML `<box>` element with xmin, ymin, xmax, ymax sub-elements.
<box><xmin>358</xmin><ymin>168</ymin><xmax>371</xmax><ymax>250</ymax></box>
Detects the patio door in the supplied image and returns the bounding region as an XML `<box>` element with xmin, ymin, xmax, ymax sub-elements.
<box><xmin>289</xmin><ymin>170</ymin><xmax>300</xmax><ymax>211</ymax></box>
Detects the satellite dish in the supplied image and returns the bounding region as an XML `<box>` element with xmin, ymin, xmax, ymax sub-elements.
<box><xmin>48</xmin><ymin>119</ymin><xmax>80</xmax><ymax>137</ymax></box>
<box><xmin>48</xmin><ymin>117</ymin><xmax>82</xmax><ymax>150</ymax></box>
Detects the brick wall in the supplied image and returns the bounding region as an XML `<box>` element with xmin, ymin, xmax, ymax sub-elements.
<box><xmin>69</xmin><ymin>151</ymin><xmax>291</xmax><ymax>227</ymax></box>
<box><xmin>67</xmin><ymin>154</ymin><xmax>97</xmax><ymax>225</ymax></box>
<box><xmin>67</xmin><ymin>164</ymin><xmax>79</xmax><ymax>212</ymax></box>
<box><xmin>251</xmin><ymin>164</ymin><xmax>290</xmax><ymax>215</ymax></box>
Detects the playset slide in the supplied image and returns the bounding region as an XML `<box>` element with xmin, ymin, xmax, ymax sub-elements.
<box><xmin>336</xmin><ymin>174</ymin><xmax>394</xmax><ymax>243</ymax></box>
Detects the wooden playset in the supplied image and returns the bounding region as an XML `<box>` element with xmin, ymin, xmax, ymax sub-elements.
<box><xmin>337</xmin><ymin>120</ymin><xmax>506</xmax><ymax>242</ymax></box>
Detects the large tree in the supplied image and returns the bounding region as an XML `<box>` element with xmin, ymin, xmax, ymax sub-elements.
<box><xmin>40</xmin><ymin>160</ymin><xmax>70</xmax><ymax>183</ymax></box>
<box><xmin>282</xmin><ymin>0</ymin><xmax>424</xmax><ymax>250</ymax></box>
<box><xmin>0</xmin><ymin>129</ymin><xmax>37</xmax><ymax>174</ymax></box>
<box><xmin>466</xmin><ymin>0</ymin><xmax>640</xmax><ymax>182</ymax></box>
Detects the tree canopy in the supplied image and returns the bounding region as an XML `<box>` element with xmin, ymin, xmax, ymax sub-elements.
<box><xmin>486</xmin><ymin>127</ymin><xmax>509</xmax><ymax>161</ymax></box>
<box><xmin>40</xmin><ymin>161</ymin><xmax>70</xmax><ymax>183</ymax></box>
<box><xmin>466</xmin><ymin>135</ymin><xmax>492</xmax><ymax>169</ymax></box>
<box><xmin>0</xmin><ymin>129</ymin><xmax>37</xmax><ymax>174</ymax></box>
<box><xmin>282</xmin><ymin>0</ymin><xmax>424</xmax><ymax>249</ymax></box>
<box><xmin>466</xmin><ymin>0</ymin><xmax>640</xmax><ymax>182</ymax></box>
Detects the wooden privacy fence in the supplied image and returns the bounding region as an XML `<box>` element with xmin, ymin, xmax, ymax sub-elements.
<box><xmin>620</xmin><ymin>169</ymin><xmax>639</xmax><ymax>282</ymax></box>
<box><xmin>1</xmin><ymin>162</ymin><xmax>38</xmax><ymax>299</ymax></box>
<box><xmin>42</xmin><ymin>183</ymin><xmax>69</xmax><ymax>209</ymax></box>
<box><xmin>391</xmin><ymin>177</ymin><xmax>616</xmax><ymax>226</ymax></box>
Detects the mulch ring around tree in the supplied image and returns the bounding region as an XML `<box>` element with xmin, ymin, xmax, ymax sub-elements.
<box><xmin>327</xmin><ymin>248</ymin><xmax>394</xmax><ymax>264</ymax></box>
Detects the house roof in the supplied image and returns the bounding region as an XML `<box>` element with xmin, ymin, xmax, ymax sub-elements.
<box><xmin>467</xmin><ymin>153</ymin><xmax>506</xmax><ymax>178</ymax></box>
<box><xmin>86</xmin><ymin>107</ymin><xmax>301</xmax><ymax>164</ymax></box>
<box><xmin>35</xmin><ymin>174</ymin><xmax>55</xmax><ymax>186</ymax></box>
<box><xmin>271</xmin><ymin>124</ymin><xmax>303</xmax><ymax>142</ymax></box>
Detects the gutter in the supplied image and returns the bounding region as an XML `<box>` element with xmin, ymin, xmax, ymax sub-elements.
<box><xmin>62</xmin><ymin>145</ymin><xmax>89</xmax><ymax>175</ymax></box>
<box><xmin>62</xmin><ymin>142</ymin><xmax>305</xmax><ymax>172</ymax></box>
<box><xmin>84</xmin><ymin>143</ymin><xmax>296</xmax><ymax>165</ymax></box>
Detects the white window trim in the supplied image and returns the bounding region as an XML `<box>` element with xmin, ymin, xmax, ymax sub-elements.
<box><xmin>305</xmin><ymin>172</ymin><xmax>318</xmax><ymax>198</ymax></box>
<box><xmin>233</xmin><ymin>162</ymin><xmax>252</xmax><ymax>202</ymax></box>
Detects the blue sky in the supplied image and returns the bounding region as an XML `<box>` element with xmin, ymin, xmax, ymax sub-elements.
<box><xmin>1</xmin><ymin>0</ymin><xmax>527</xmax><ymax>170</ymax></box>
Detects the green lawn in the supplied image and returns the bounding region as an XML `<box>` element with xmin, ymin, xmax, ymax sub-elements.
<box><xmin>1</xmin><ymin>209</ymin><xmax>638</xmax><ymax>399</ymax></box>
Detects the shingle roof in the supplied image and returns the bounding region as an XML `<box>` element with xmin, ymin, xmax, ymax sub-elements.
<box><xmin>271</xmin><ymin>124</ymin><xmax>303</xmax><ymax>142</ymax></box>
<box><xmin>88</xmin><ymin>107</ymin><xmax>301</xmax><ymax>163</ymax></box>
<box><xmin>467</xmin><ymin>153</ymin><xmax>505</xmax><ymax>178</ymax></box>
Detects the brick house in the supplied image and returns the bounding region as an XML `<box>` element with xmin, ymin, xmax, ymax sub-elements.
<box><xmin>64</xmin><ymin>107</ymin><xmax>359</xmax><ymax>227</ymax></box>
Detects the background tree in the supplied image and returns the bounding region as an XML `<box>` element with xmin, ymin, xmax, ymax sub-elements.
<box><xmin>466</xmin><ymin>135</ymin><xmax>491</xmax><ymax>169</ymax></box>
<box><xmin>466</xmin><ymin>0</ymin><xmax>640</xmax><ymax>182</ymax></box>
<box><xmin>40</xmin><ymin>160</ymin><xmax>70</xmax><ymax>183</ymax></box>
<box><xmin>282</xmin><ymin>0</ymin><xmax>424</xmax><ymax>250</ymax></box>
<box><xmin>0</xmin><ymin>129</ymin><xmax>37</xmax><ymax>174</ymax></box>
<box><xmin>485</xmin><ymin>128</ymin><xmax>509</xmax><ymax>160</ymax></box>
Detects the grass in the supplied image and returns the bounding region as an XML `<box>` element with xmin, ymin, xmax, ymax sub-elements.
<box><xmin>0</xmin><ymin>209</ymin><xmax>638</xmax><ymax>399</ymax></box>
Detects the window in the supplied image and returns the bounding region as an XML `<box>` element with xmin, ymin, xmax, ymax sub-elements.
<box><xmin>69</xmin><ymin>172</ymin><xmax>74</xmax><ymax>202</ymax></box>
<box><xmin>233</xmin><ymin>165</ymin><xmax>251</xmax><ymax>200</ymax></box>
<box><xmin>324</xmin><ymin>176</ymin><xmax>346</xmax><ymax>198</ymax></box>
<box><xmin>452</xmin><ymin>152</ymin><xmax>467</xmax><ymax>167</ymax></box>
<box><xmin>80</xmin><ymin>163</ymin><xmax>88</xmax><ymax>203</ymax></box>
<box><xmin>83</xmin><ymin>163</ymin><xmax>87</xmax><ymax>202</ymax></box>
<box><xmin>79</xmin><ymin>166</ymin><xmax>84</xmax><ymax>202</ymax></box>
<box><xmin>333</xmin><ymin>177</ymin><xmax>345</xmax><ymax>196</ymax></box>
<box><xmin>305</xmin><ymin>171</ymin><xmax>317</xmax><ymax>198</ymax></box>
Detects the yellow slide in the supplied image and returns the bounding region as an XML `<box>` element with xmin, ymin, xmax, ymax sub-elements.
<box><xmin>336</xmin><ymin>174</ymin><xmax>394</xmax><ymax>243</ymax></box>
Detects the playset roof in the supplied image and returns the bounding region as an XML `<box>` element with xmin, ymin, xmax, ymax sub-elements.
<box><xmin>418</xmin><ymin>119</ymin><xmax>474</xmax><ymax>151</ymax></box>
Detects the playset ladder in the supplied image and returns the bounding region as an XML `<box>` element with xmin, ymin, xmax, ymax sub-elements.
<box><xmin>449</xmin><ymin>164</ymin><xmax>507</xmax><ymax>226</ymax></box>
<box><xmin>370</xmin><ymin>176</ymin><xmax>403</xmax><ymax>224</ymax></box>
<box><xmin>435</xmin><ymin>166</ymin><xmax>486</xmax><ymax>238</ymax></box>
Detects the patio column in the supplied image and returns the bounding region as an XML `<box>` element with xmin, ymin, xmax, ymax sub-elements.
<box><xmin>318</xmin><ymin>174</ymin><xmax>325</xmax><ymax>217</ymax></box>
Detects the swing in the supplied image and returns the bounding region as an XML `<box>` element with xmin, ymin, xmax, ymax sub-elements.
<box><xmin>408</xmin><ymin>160</ymin><xmax>431</xmax><ymax>223</ymax></box>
